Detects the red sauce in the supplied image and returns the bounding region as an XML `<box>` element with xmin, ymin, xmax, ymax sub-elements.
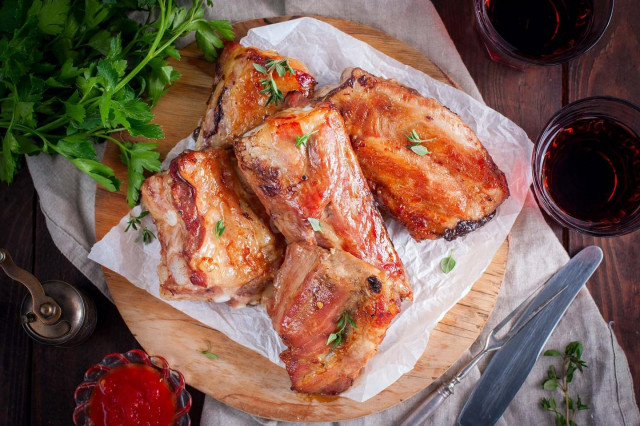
<box><xmin>89</xmin><ymin>364</ymin><xmax>176</xmax><ymax>426</ymax></box>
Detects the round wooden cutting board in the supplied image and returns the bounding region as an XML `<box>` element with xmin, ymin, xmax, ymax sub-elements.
<box><xmin>95</xmin><ymin>16</ymin><xmax>509</xmax><ymax>422</ymax></box>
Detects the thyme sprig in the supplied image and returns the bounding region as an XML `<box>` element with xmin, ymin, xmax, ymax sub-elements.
<box><xmin>296</xmin><ymin>130</ymin><xmax>318</xmax><ymax>148</ymax></box>
<box><xmin>125</xmin><ymin>210</ymin><xmax>156</xmax><ymax>244</ymax></box>
<box><xmin>406</xmin><ymin>129</ymin><xmax>435</xmax><ymax>156</ymax></box>
<box><xmin>327</xmin><ymin>311</ymin><xmax>357</xmax><ymax>348</ymax></box>
<box><xmin>125</xmin><ymin>210</ymin><xmax>149</xmax><ymax>232</ymax></box>
<box><xmin>540</xmin><ymin>341</ymin><xmax>590</xmax><ymax>425</ymax></box>
<box><xmin>139</xmin><ymin>227</ymin><xmax>156</xmax><ymax>245</ymax></box>
<box><xmin>253</xmin><ymin>58</ymin><xmax>296</xmax><ymax>106</ymax></box>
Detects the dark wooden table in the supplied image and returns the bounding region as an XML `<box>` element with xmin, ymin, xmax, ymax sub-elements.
<box><xmin>1</xmin><ymin>2</ymin><xmax>638</xmax><ymax>424</ymax></box>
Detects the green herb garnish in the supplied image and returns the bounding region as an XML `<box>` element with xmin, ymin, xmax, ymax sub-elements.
<box><xmin>140</xmin><ymin>227</ymin><xmax>156</xmax><ymax>244</ymax></box>
<box><xmin>296</xmin><ymin>130</ymin><xmax>318</xmax><ymax>148</ymax></box>
<box><xmin>215</xmin><ymin>219</ymin><xmax>225</xmax><ymax>238</ymax></box>
<box><xmin>440</xmin><ymin>250</ymin><xmax>456</xmax><ymax>274</ymax></box>
<box><xmin>253</xmin><ymin>58</ymin><xmax>295</xmax><ymax>106</ymax></box>
<box><xmin>406</xmin><ymin>129</ymin><xmax>435</xmax><ymax>156</ymax></box>
<box><xmin>125</xmin><ymin>210</ymin><xmax>149</xmax><ymax>232</ymax></box>
<box><xmin>326</xmin><ymin>311</ymin><xmax>356</xmax><ymax>347</ymax></box>
<box><xmin>0</xmin><ymin>0</ymin><xmax>233</xmax><ymax>206</ymax></box>
<box><xmin>125</xmin><ymin>210</ymin><xmax>155</xmax><ymax>244</ymax></box>
<box><xmin>197</xmin><ymin>340</ymin><xmax>219</xmax><ymax>360</ymax></box>
<box><xmin>307</xmin><ymin>217</ymin><xmax>322</xmax><ymax>232</ymax></box>
<box><xmin>540</xmin><ymin>341</ymin><xmax>590</xmax><ymax>426</ymax></box>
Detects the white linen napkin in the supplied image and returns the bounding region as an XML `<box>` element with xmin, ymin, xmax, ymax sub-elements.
<box><xmin>25</xmin><ymin>0</ymin><xmax>639</xmax><ymax>424</ymax></box>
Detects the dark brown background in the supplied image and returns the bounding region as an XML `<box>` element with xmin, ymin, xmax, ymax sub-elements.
<box><xmin>0</xmin><ymin>1</ymin><xmax>638</xmax><ymax>424</ymax></box>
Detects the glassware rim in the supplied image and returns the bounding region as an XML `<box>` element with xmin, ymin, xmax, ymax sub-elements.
<box><xmin>532</xmin><ymin>96</ymin><xmax>640</xmax><ymax>236</ymax></box>
<box><xmin>73</xmin><ymin>348</ymin><xmax>192</xmax><ymax>426</ymax></box>
<box><xmin>473</xmin><ymin>0</ymin><xmax>615</xmax><ymax>66</ymax></box>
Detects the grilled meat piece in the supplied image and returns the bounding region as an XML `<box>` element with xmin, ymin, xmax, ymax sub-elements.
<box><xmin>265</xmin><ymin>243</ymin><xmax>399</xmax><ymax>395</ymax></box>
<box><xmin>235</xmin><ymin>103</ymin><xmax>411</xmax><ymax>301</ymax></box>
<box><xmin>140</xmin><ymin>149</ymin><xmax>284</xmax><ymax>307</ymax></box>
<box><xmin>321</xmin><ymin>68</ymin><xmax>509</xmax><ymax>241</ymax></box>
<box><xmin>196</xmin><ymin>42</ymin><xmax>316</xmax><ymax>150</ymax></box>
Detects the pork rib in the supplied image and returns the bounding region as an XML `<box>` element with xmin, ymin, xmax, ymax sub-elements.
<box><xmin>140</xmin><ymin>149</ymin><xmax>284</xmax><ymax>307</ymax></box>
<box><xmin>196</xmin><ymin>42</ymin><xmax>316</xmax><ymax>150</ymax></box>
<box><xmin>321</xmin><ymin>68</ymin><xmax>509</xmax><ymax>241</ymax></box>
<box><xmin>234</xmin><ymin>103</ymin><xmax>411</xmax><ymax>301</ymax></box>
<box><xmin>265</xmin><ymin>243</ymin><xmax>400</xmax><ymax>395</ymax></box>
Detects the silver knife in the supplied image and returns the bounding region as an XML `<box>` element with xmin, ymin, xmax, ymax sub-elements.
<box><xmin>400</xmin><ymin>278</ymin><xmax>567</xmax><ymax>426</ymax></box>
<box><xmin>457</xmin><ymin>245</ymin><xmax>603</xmax><ymax>426</ymax></box>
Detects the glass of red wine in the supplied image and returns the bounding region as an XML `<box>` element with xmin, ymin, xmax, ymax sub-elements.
<box><xmin>532</xmin><ymin>97</ymin><xmax>640</xmax><ymax>236</ymax></box>
<box><xmin>474</xmin><ymin>0</ymin><xmax>614</xmax><ymax>68</ymax></box>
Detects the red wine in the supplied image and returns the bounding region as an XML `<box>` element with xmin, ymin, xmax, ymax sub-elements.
<box><xmin>485</xmin><ymin>0</ymin><xmax>594</xmax><ymax>58</ymax></box>
<box><xmin>542</xmin><ymin>117</ymin><xmax>640</xmax><ymax>223</ymax></box>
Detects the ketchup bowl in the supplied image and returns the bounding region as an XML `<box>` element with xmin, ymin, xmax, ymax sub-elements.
<box><xmin>73</xmin><ymin>349</ymin><xmax>191</xmax><ymax>426</ymax></box>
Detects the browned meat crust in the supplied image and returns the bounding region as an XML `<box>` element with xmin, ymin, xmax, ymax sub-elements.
<box><xmin>234</xmin><ymin>103</ymin><xmax>411</xmax><ymax>302</ymax></box>
<box><xmin>196</xmin><ymin>42</ymin><xmax>316</xmax><ymax>150</ymax></box>
<box><xmin>265</xmin><ymin>243</ymin><xmax>400</xmax><ymax>395</ymax></box>
<box><xmin>140</xmin><ymin>149</ymin><xmax>284</xmax><ymax>307</ymax></box>
<box><xmin>321</xmin><ymin>68</ymin><xmax>509</xmax><ymax>241</ymax></box>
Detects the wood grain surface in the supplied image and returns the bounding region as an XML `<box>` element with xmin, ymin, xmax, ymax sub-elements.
<box><xmin>94</xmin><ymin>16</ymin><xmax>508</xmax><ymax>422</ymax></box>
<box><xmin>565</xmin><ymin>3</ymin><xmax>640</xmax><ymax>401</ymax></box>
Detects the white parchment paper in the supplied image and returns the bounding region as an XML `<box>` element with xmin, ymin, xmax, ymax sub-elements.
<box><xmin>89</xmin><ymin>18</ymin><xmax>533</xmax><ymax>402</ymax></box>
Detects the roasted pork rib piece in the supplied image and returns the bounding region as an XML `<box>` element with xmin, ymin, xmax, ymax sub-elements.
<box><xmin>321</xmin><ymin>68</ymin><xmax>509</xmax><ymax>241</ymax></box>
<box><xmin>195</xmin><ymin>42</ymin><xmax>316</xmax><ymax>150</ymax></box>
<box><xmin>265</xmin><ymin>243</ymin><xmax>399</xmax><ymax>395</ymax></box>
<box><xmin>140</xmin><ymin>149</ymin><xmax>283</xmax><ymax>307</ymax></box>
<box><xmin>235</xmin><ymin>103</ymin><xmax>411</xmax><ymax>301</ymax></box>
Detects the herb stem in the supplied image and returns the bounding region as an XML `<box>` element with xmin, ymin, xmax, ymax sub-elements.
<box><xmin>113</xmin><ymin>0</ymin><xmax>169</xmax><ymax>94</ymax></box>
<box><xmin>114</xmin><ymin>2</ymin><xmax>204</xmax><ymax>95</ymax></box>
<box><xmin>96</xmin><ymin>133</ymin><xmax>127</xmax><ymax>152</ymax></box>
<box><xmin>36</xmin><ymin>116</ymin><xmax>70</xmax><ymax>133</ymax></box>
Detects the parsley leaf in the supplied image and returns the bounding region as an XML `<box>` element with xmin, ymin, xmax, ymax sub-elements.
<box><xmin>0</xmin><ymin>0</ymin><xmax>233</xmax><ymax>206</ymax></box>
<box><xmin>37</xmin><ymin>0</ymin><xmax>70</xmax><ymax>36</ymax></box>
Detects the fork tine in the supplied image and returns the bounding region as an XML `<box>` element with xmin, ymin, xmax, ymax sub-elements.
<box><xmin>500</xmin><ymin>288</ymin><xmax>566</xmax><ymax>343</ymax></box>
<box><xmin>491</xmin><ymin>282</ymin><xmax>549</xmax><ymax>335</ymax></box>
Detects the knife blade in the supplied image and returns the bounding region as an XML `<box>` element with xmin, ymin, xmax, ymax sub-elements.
<box><xmin>457</xmin><ymin>245</ymin><xmax>603</xmax><ymax>426</ymax></box>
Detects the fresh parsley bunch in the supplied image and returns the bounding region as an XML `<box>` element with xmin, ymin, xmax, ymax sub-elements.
<box><xmin>0</xmin><ymin>0</ymin><xmax>233</xmax><ymax>205</ymax></box>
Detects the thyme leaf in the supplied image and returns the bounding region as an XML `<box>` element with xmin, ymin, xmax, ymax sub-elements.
<box><xmin>308</xmin><ymin>217</ymin><xmax>322</xmax><ymax>232</ymax></box>
<box><xmin>406</xmin><ymin>129</ymin><xmax>435</xmax><ymax>156</ymax></box>
<box><xmin>540</xmin><ymin>341</ymin><xmax>590</xmax><ymax>425</ymax></box>
<box><xmin>440</xmin><ymin>250</ymin><xmax>456</xmax><ymax>274</ymax></box>
<box><xmin>126</xmin><ymin>210</ymin><xmax>155</xmax><ymax>244</ymax></box>
<box><xmin>327</xmin><ymin>311</ymin><xmax>357</xmax><ymax>347</ymax></box>
<box><xmin>253</xmin><ymin>58</ymin><xmax>295</xmax><ymax>106</ymax></box>
<box><xmin>296</xmin><ymin>130</ymin><xmax>318</xmax><ymax>148</ymax></box>
<box><xmin>215</xmin><ymin>219</ymin><xmax>225</xmax><ymax>238</ymax></box>
<box><xmin>197</xmin><ymin>340</ymin><xmax>219</xmax><ymax>360</ymax></box>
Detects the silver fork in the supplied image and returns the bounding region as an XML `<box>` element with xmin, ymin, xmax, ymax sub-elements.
<box><xmin>399</xmin><ymin>284</ymin><xmax>566</xmax><ymax>426</ymax></box>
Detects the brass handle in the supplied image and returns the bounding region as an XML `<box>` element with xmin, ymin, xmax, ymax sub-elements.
<box><xmin>0</xmin><ymin>249</ymin><xmax>62</xmax><ymax>325</ymax></box>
